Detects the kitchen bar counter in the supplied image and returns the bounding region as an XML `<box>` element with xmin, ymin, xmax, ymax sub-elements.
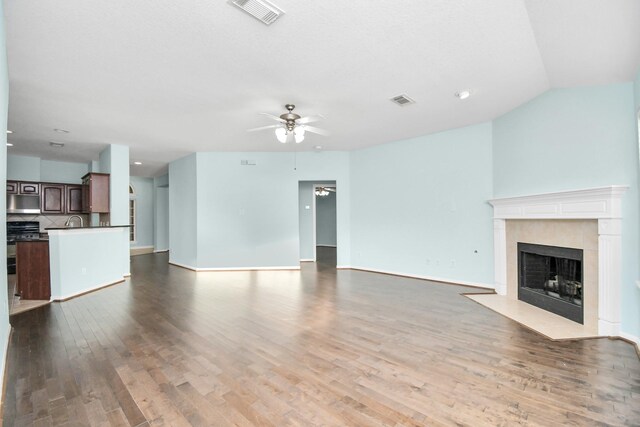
<box><xmin>45</xmin><ymin>225</ymin><xmax>131</xmax><ymax>230</ymax></box>
<box><xmin>48</xmin><ymin>226</ymin><xmax>130</xmax><ymax>299</ymax></box>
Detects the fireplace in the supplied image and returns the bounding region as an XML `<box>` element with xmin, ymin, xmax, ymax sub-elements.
<box><xmin>518</xmin><ymin>242</ymin><xmax>583</xmax><ymax>324</ymax></box>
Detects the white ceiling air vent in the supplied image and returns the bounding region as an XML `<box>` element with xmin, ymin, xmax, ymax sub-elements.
<box><xmin>390</xmin><ymin>94</ymin><xmax>415</xmax><ymax>106</ymax></box>
<box><xmin>228</xmin><ymin>0</ymin><xmax>284</xmax><ymax>25</ymax></box>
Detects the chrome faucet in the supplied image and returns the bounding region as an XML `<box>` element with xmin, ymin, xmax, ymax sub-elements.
<box><xmin>64</xmin><ymin>215</ymin><xmax>84</xmax><ymax>228</ymax></box>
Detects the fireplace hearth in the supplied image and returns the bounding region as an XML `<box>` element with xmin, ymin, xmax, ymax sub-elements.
<box><xmin>518</xmin><ymin>242</ymin><xmax>583</xmax><ymax>324</ymax></box>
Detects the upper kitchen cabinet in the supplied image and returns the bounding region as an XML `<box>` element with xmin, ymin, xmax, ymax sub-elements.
<box><xmin>40</xmin><ymin>183</ymin><xmax>65</xmax><ymax>214</ymax></box>
<box><xmin>65</xmin><ymin>185</ymin><xmax>83</xmax><ymax>214</ymax></box>
<box><xmin>7</xmin><ymin>180</ymin><xmax>40</xmax><ymax>195</ymax></box>
<box><xmin>82</xmin><ymin>173</ymin><xmax>109</xmax><ymax>213</ymax></box>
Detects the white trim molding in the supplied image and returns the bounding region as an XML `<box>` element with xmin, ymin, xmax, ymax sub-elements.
<box><xmin>349</xmin><ymin>266</ymin><xmax>494</xmax><ymax>289</ymax></box>
<box><xmin>489</xmin><ymin>186</ymin><xmax>628</xmax><ymax>337</ymax></box>
<box><xmin>169</xmin><ymin>261</ymin><xmax>300</xmax><ymax>272</ymax></box>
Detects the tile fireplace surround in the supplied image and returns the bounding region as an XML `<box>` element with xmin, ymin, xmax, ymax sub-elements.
<box><xmin>489</xmin><ymin>186</ymin><xmax>628</xmax><ymax>337</ymax></box>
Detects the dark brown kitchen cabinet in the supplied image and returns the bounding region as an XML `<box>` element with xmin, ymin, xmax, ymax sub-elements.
<box><xmin>16</xmin><ymin>241</ymin><xmax>51</xmax><ymax>300</ymax></box>
<box><xmin>6</xmin><ymin>181</ymin><xmax>18</xmax><ymax>194</ymax></box>
<box><xmin>82</xmin><ymin>173</ymin><xmax>109</xmax><ymax>213</ymax></box>
<box><xmin>19</xmin><ymin>182</ymin><xmax>40</xmax><ymax>195</ymax></box>
<box><xmin>7</xmin><ymin>180</ymin><xmax>40</xmax><ymax>195</ymax></box>
<box><xmin>41</xmin><ymin>183</ymin><xmax>65</xmax><ymax>214</ymax></box>
<box><xmin>65</xmin><ymin>184</ymin><xmax>84</xmax><ymax>214</ymax></box>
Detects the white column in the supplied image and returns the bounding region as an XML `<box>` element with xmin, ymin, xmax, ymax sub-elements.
<box><xmin>598</xmin><ymin>218</ymin><xmax>622</xmax><ymax>336</ymax></box>
<box><xmin>494</xmin><ymin>219</ymin><xmax>507</xmax><ymax>295</ymax></box>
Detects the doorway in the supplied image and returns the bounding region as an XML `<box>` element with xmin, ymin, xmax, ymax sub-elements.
<box><xmin>298</xmin><ymin>181</ymin><xmax>337</xmax><ymax>266</ymax></box>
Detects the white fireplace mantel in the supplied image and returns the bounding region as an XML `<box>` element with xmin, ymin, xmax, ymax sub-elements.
<box><xmin>489</xmin><ymin>185</ymin><xmax>628</xmax><ymax>336</ymax></box>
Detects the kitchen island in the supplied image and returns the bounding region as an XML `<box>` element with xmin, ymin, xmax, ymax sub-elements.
<box><xmin>47</xmin><ymin>225</ymin><xmax>130</xmax><ymax>300</ymax></box>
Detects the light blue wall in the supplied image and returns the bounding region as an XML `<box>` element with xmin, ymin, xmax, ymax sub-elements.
<box><xmin>153</xmin><ymin>174</ymin><xmax>169</xmax><ymax>251</ymax></box>
<box><xmin>195</xmin><ymin>152</ymin><xmax>300</xmax><ymax>268</ymax></box>
<box><xmin>350</xmin><ymin>122</ymin><xmax>494</xmax><ymax>286</ymax></box>
<box><xmin>130</xmin><ymin>176</ymin><xmax>154</xmax><ymax>248</ymax></box>
<box><xmin>41</xmin><ymin>159</ymin><xmax>88</xmax><ymax>184</ymax></box>
<box><xmin>98</xmin><ymin>144</ymin><xmax>130</xmax><ymax>274</ymax></box>
<box><xmin>298</xmin><ymin>181</ymin><xmax>314</xmax><ymax>260</ymax></box>
<box><xmin>0</xmin><ymin>0</ymin><xmax>10</xmax><ymax>392</ymax></box>
<box><xmin>7</xmin><ymin>154</ymin><xmax>39</xmax><ymax>181</ymax></box>
<box><xmin>493</xmin><ymin>84</ymin><xmax>640</xmax><ymax>338</ymax></box>
<box><xmin>7</xmin><ymin>155</ymin><xmax>88</xmax><ymax>183</ymax></box>
<box><xmin>169</xmin><ymin>154</ymin><xmax>198</xmax><ymax>266</ymax></box>
<box><xmin>169</xmin><ymin>151</ymin><xmax>350</xmax><ymax>269</ymax></box>
<box><xmin>49</xmin><ymin>228</ymin><xmax>128</xmax><ymax>299</ymax></box>
<box><xmin>316</xmin><ymin>190</ymin><xmax>337</xmax><ymax>246</ymax></box>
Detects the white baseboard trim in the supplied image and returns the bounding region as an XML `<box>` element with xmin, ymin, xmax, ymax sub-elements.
<box><xmin>316</xmin><ymin>244</ymin><xmax>337</xmax><ymax>247</ymax></box>
<box><xmin>300</xmin><ymin>259</ymin><xmax>315</xmax><ymax>262</ymax></box>
<box><xmin>154</xmin><ymin>249</ymin><xmax>169</xmax><ymax>253</ymax></box>
<box><xmin>130</xmin><ymin>246</ymin><xmax>154</xmax><ymax>256</ymax></box>
<box><xmin>619</xmin><ymin>331</ymin><xmax>640</xmax><ymax>352</ymax></box>
<box><xmin>169</xmin><ymin>261</ymin><xmax>300</xmax><ymax>272</ymax></box>
<box><xmin>347</xmin><ymin>265</ymin><xmax>495</xmax><ymax>289</ymax></box>
<box><xmin>336</xmin><ymin>265</ymin><xmax>351</xmax><ymax>269</ymax></box>
<box><xmin>51</xmin><ymin>278</ymin><xmax>126</xmax><ymax>302</ymax></box>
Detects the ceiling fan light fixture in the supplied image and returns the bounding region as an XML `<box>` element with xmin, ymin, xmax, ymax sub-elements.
<box><xmin>294</xmin><ymin>127</ymin><xmax>305</xmax><ymax>143</ymax></box>
<box><xmin>455</xmin><ymin>91</ymin><xmax>470</xmax><ymax>100</ymax></box>
<box><xmin>275</xmin><ymin>127</ymin><xmax>287</xmax><ymax>143</ymax></box>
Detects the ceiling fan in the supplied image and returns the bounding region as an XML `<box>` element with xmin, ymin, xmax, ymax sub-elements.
<box><xmin>248</xmin><ymin>104</ymin><xmax>329</xmax><ymax>143</ymax></box>
<box><xmin>315</xmin><ymin>186</ymin><xmax>336</xmax><ymax>197</ymax></box>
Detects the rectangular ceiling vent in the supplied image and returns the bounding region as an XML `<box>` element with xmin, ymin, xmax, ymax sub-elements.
<box><xmin>390</xmin><ymin>94</ymin><xmax>415</xmax><ymax>106</ymax></box>
<box><xmin>228</xmin><ymin>0</ymin><xmax>284</xmax><ymax>25</ymax></box>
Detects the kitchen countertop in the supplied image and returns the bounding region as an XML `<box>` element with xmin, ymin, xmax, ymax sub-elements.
<box><xmin>45</xmin><ymin>225</ymin><xmax>131</xmax><ymax>230</ymax></box>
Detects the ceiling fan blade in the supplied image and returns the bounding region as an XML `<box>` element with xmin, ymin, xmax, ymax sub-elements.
<box><xmin>325</xmin><ymin>187</ymin><xmax>336</xmax><ymax>192</ymax></box>
<box><xmin>302</xmin><ymin>125</ymin><xmax>330</xmax><ymax>136</ymax></box>
<box><xmin>259</xmin><ymin>112</ymin><xmax>285</xmax><ymax>123</ymax></box>
<box><xmin>247</xmin><ymin>124</ymin><xmax>280</xmax><ymax>132</ymax></box>
<box><xmin>297</xmin><ymin>115</ymin><xmax>324</xmax><ymax>125</ymax></box>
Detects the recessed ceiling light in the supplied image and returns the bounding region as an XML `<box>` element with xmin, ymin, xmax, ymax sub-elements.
<box><xmin>455</xmin><ymin>91</ymin><xmax>470</xmax><ymax>100</ymax></box>
<box><xmin>134</xmin><ymin>161</ymin><xmax>142</xmax><ymax>165</ymax></box>
<box><xmin>6</xmin><ymin>130</ymin><xmax>12</xmax><ymax>134</ymax></box>
<box><xmin>314</xmin><ymin>145</ymin><xmax>322</xmax><ymax>150</ymax></box>
<box><xmin>49</xmin><ymin>141</ymin><xmax>65</xmax><ymax>148</ymax></box>
<box><xmin>53</xmin><ymin>128</ymin><xmax>69</xmax><ymax>133</ymax></box>
<box><xmin>6</xmin><ymin>143</ymin><xmax>13</xmax><ymax>147</ymax></box>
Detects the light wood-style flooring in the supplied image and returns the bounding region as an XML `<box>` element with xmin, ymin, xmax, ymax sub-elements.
<box><xmin>3</xmin><ymin>248</ymin><xmax>639</xmax><ymax>426</ymax></box>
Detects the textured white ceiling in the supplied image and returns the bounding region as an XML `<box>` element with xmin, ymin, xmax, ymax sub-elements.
<box><xmin>4</xmin><ymin>0</ymin><xmax>640</xmax><ymax>177</ymax></box>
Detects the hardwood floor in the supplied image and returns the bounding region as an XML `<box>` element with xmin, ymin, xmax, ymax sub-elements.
<box><xmin>3</xmin><ymin>249</ymin><xmax>639</xmax><ymax>426</ymax></box>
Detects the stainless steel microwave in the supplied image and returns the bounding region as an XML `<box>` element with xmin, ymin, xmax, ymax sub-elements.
<box><xmin>6</xmin><ymin>194</ymin><xmax>41</xmax><ymax>214</ymax></box>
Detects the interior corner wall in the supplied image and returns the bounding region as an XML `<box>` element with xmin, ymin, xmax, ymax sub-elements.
<box><xmin>0</xmin><ymin>0</ymin><xmax>11</xmax><ymax>398</ymax></box>
<box><xmin>349</xmin><ymin>122</ymin><xmax>495</xmax><ymax>287</ymax></box>
<box><xmin>493</xmin><ymin>83</ymin><xmax>640</xmax><ymax>339</ymax></box>
<box><xmin>130</xmin><ymin>176</ymin><xmax>154</xmax><ymax>248</ymax></box>
<box><xmin>169</xmin><ymin>154</ymin><xmax>197</xmax><ymax>267</ymax></box>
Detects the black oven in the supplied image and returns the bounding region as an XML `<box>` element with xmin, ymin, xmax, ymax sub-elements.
<box><xmin>7</xmin><ymin>221</ymin><xmax>40</xmax><ymax>274</ymax></box>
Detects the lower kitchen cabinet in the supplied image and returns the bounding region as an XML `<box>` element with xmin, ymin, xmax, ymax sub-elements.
<box><xmin>16</xmin><ymin>241</ymin><xmax>51</xmax><ymax>300</ymax></box>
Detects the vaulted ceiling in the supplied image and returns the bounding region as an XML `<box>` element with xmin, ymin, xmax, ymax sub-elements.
<box><xmin>5</xmin><ymin>0</ymin><xmax>640</xmax><ymax>176</ymax></box>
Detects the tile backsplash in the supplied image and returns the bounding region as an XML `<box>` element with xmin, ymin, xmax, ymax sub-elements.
<box><xmin>7</xmin><ymin>214</ymin><xmax>90</xmax><ymax>232</ymax></box>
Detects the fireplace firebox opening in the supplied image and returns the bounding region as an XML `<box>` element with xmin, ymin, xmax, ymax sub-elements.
<box><xmin>518</xmin><ymin>242</ymin><xmax>584</xmax><ymax>324</ymax></box>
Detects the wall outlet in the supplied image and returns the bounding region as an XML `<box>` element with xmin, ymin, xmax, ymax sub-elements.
<box><xmin>81</xmin><ymin>267</ymin><xmax>87</xmax><ymax>275</ymax></box>
<box><xmin>305</xmin><ymin>205</ymin><xmax>310</xmax><ymax>210</ymax></box>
